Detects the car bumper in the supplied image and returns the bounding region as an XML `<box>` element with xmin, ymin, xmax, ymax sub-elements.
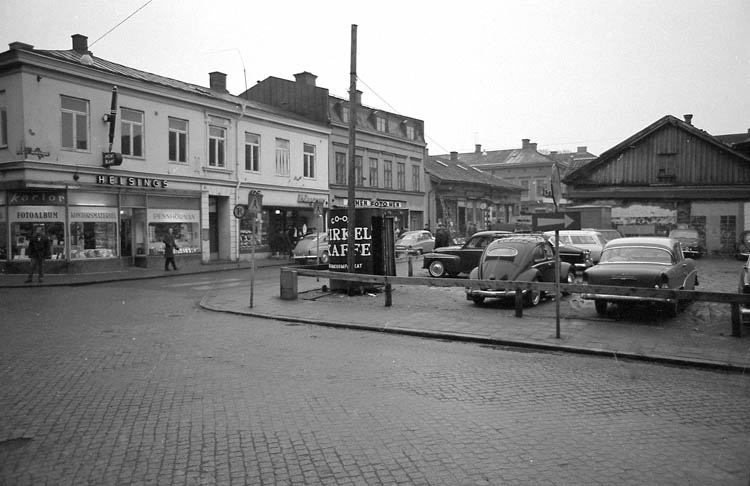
<box><xmin>465</xmin><ymin>288</ymin><xmax>528</xmax><ymax>299</ymax></box>
<box><xmin>581</xmin><ymin>293</ymin><xmax>677</xmax><ymax>304</ymax></box>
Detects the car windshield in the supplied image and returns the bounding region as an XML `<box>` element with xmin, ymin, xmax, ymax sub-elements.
<box><xmin>568</xmin><ymin>234</ymin><xmax>601</xmax><ymax>245</ymax></box>
<box><xmin>600</xmin><ymin>247</ymin><xmax>673</xmax><ymax>264</ymax></box>
<box><xmin>398</xmin><ymin>233</ymin><xmax>420</xmax><ymax>242</ymax></box>
<box><xmin>464</xmin><ymin>236</ymin><xmax>492</xmax><ymax>249</ymax></box>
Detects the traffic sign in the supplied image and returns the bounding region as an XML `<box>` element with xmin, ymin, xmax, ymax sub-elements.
<box><xmin>248</xmin><ymin>190</ymin><xmax>262</xmax><ymax>213</ymax></box>
<box><xmin>532</xmin><ymin>211</ymin><xmax>581</xmax><ymax>231</ymax></box>
<box><xmin>550</xmin><ymin>163</ymin><xmax>562</xmax><ymax>210</ymax></box>
<box><xmin>233</xmin><ymin>204</ymin><xmax>247</xmax><ymax>219</ymax></box>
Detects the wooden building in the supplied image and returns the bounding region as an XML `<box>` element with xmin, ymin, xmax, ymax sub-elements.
<box><xmin>562</xmin><ymin>114</ymin><xmax>750</xmax><ymax>254</ymax></box>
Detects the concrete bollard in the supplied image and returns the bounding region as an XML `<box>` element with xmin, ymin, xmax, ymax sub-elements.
<box><xmin>280</xmin><ymin>268</ymin><xmax>298</xmax><ymax>300</ymax></box>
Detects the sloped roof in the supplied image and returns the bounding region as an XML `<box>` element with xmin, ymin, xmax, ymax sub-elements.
<box><xmin>563</xmin><ymin>115</ymin><xmax>750</xmax><ymax>183</ymax></box>
<box><xmin>434</xmin><ymin>145</ymin><xmax>561</xmax><ymax>170</ymax></box>
<box><xmin>3</xmin><ymin>44</ymin><xmax>316</xmax><ymax>124</ymax></box>
<box><xmin>426</xmin><ymin>156</ymin><xmax>523</xmax><ymax>192</ymax></box>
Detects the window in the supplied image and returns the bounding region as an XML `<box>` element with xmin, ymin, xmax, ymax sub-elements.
<box><xmin>303</xmin><ymin>143</ymin><xmax>316</xmax><ymax>179</ymax></box>
<box><xmin>355</xmin><ymin>155</ymin><xmax>364</xmax><ymax>186</ymax></box>
<box><xmin>341</xmin><ymin>106</ymin><xmax>349</xmax><ymax>123</ymax></box>
<box><xmin>520</xmin><ymin>179</ymin><xmax>530</xmax><ymax>199</ymax></box>
<box><xmin>61</xmin><ymin>95</ymin><xmax>89</xmax><ymax>150</ymax></box>
<box><xmin>383</xmin><ymin>160</ymin><xmax>393</xmax><ymax>189</ymax></box>
<box><xmin>376</xmin><ymin>116</ymin><xmax>387</xmax><ymax>132</ymax></box>
<box><xmin>0</xmin><ymin>91</ymin><xmax>7</xmax><ymax>147</ymax></box>
<box><xmin>208</xmin><ymin>126</ymin><xmax>226</xmax><ymax>167</ymax></box>
<box><xmin>335</xmin><ymin>152</ymin><xmax>347</xmax><ymax>184</ymax></box>
<box><xmin>369</xmin><ymin>157</ymin><xmax>378</xmax><ymax>187</ymax></box>
<box><xmin>275</xmin><ymin>138</ymin><xmax>290</xmax><ymax>176</ymax></box>
<box><xmin>168</xmin><ymin>118</ymin><xmax>187</xmax><ymax>162</ymax></box>
<box><xmin>535</xmin><ymin>178</ymin><xmax>546</xmax><ymax>198</ymax></box>
<box><xmin>121</xmin><ymin>108</ymin><xmax>144</xmax><ymax>157</ymax></box>
<box><xmin>245</xmin><ymin>133</ymin><xmax>260</xmax><ymax>172</ymax></box>
<box><xmin>397</xmin><ymin>162</ymin><xmax>405</xmax><ymax>190</ymax></box>
<box><xmin>412</xmin><ymin>165</ymin><xmax>421</xmax><ymax>191</ymax></box>
<box><xmin>406</xmin><ymin>125</ymin><xmax>415</xmax><ymax>140</ymax></box>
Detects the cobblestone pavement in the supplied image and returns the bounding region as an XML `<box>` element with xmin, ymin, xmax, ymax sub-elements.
<box><xmin>1</xmin><ymin>278</ymin><xmax>749</xmax><ymax>485</ymax></box>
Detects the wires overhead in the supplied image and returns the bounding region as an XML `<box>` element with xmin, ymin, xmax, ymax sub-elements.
<box><xmin>89</xmin><ymin>0</ymin><xmax>155</xmax><ymax>48</ymax></box>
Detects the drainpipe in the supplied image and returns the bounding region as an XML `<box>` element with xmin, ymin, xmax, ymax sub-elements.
<box><xmin>234</xmin><ymin>104</ymin><xmax>244</xmax><ymax>262</ymax></box>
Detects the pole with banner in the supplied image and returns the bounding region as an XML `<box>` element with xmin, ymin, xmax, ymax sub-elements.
<box><xmin>247</xmin><ymin>190</ymin><xmax>262</xmax><ymax>307</ymax></box>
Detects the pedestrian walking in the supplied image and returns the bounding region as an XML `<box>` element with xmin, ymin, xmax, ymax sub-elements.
<box><xmin>434</xmin><ymin>223</ymin><xmax>451</xmax><ymax>249</ymax></box>
<box><xmin>163</xmin><ymin>228</ymin><xmax>179</xmax><ymax>271</ymax></box>
<box><xmin>25</xmin><ymin>225</ymin><xmax>51</xmax><ymax>283</ymax></box>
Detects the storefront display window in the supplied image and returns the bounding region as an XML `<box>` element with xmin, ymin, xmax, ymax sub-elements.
<box><xmin>69</xmin><ymin>206</ymin><xmax>118</xmax><ymax>258</ymax></box>
<box><xmin>147</xmin><ymin>209</ymin><xmax>200</xmax><ymax>255</ymax></box>
<box><xmin>9</xmin><ymin>204</ymin><xmax>65</xmax><ymax>260</ymax></box>
<box><xmin>239</xmin><ymin>209</ymin><xmax>269</xmax><ymax>253</ymax></box>
<box><xmin>0</xmin><ymin>205</ymin><xmax>6</xmax><ymax>260</ymax></box>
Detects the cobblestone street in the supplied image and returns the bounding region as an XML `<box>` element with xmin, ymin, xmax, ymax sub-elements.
<box><xmin>1</xmin><ymin>274</ymin><xmax>749</xmax><ymax>485</ymax></box>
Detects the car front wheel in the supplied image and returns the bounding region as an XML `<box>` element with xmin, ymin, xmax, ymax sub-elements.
<box><xmin>319</xmin><ymin>251</ymin><xmax>330</xmax><ymax>264</ymax></box>
<box><xmin>428</xmin><ymin>260</ymin><xmax>446</xmax><ymax>278</ymax></box>
<box><xmin>524</xmin><ymin>278</ymin><xmax>542</xmax><ymax>307</ymax></box>
<box><xmin>471</xmin><ymin>295</ymin><xmax>485</xmax><ymax>305</ymax></box>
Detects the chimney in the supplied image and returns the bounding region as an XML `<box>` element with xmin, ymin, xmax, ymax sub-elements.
<box><xmin>522</xmin><ymin>138</ymin><xmax>530</xmax><ymax>149</ymax></box>
<box><xmin>577</xmin><ymin>146</ymin><xmax>587</xmax><ymax>154</ymax></box>
<box><xmin>529</xmin><ymin>142</ymin><xmax>537</xmax><ymax>151</ymax></box>
<box><xmin>209</xmin><ymin>71</ymin><xmax>228</xmax><ymax>93</ymax></box>
<box><xmin>9</xmin><ymin>41</ymin><xmax>34</xmax><ymax>51</ymax></box>
<box><xmin>348</xmin><ymin>89</ymin><xmax>362</xmax><ymax>105</ymax></box>
<box><xmin>71</xmin><ymin>34</ymin><xmax>88</xmax><ymax>53</ymax></box>
<box><xmin>294</xmin><ymin>72</ymin><xmax>317</xmax><ymax>86</ymax></box>
<box><xmin>684</xmin><ymin>114</ymin><xmax>693</xmax><ymax>125</ymax></box>
<box><xmin>475</xmin><ymin>144</ymin><xmax>482</xmax><ymax>153</ymax></box>
<box><xmin>450</xmin><ymin>151</ymin><xmax>458</xmax><ymax>160</ymax></box>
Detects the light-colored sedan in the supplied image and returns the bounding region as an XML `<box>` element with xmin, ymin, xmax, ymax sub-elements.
<box><xmin>395</xmin><ymin>230</ymin><xmax>435</xmax><ymax>255</ymax></box>
<box><xmin>292</xmin><ymin>232</ymin><xmax>329</xmax><ymax>264</ymax></box>
<box><xmin>545</xmin><ymin>230</ymin><xmax>607</xmax><ymax>263</ymax></box>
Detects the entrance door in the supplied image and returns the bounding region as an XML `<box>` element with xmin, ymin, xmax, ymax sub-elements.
<box><xmin>120</xmin><ymin>208</ymin><xmax>147</xmax><ymax>266</ymax></box>
<box><xmin>209</xmin><ymin>196</ymin><xmax>219</xmax><ymax>260</ymax></box>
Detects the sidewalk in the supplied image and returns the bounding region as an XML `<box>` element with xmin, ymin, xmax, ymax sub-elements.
<box><xmin>3</xmin><ymin>257</ymin><xmax>750</xmax><ymax>372</ymax></box>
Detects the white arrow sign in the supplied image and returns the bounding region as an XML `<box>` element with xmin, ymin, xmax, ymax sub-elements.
<box><xmin>537</xmin><ymin>214</ymin><xmax>575</xmax><ymax>228</ymax></box>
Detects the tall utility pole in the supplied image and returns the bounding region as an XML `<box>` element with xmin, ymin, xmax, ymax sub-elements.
<box><xmin>346</xmin><ymin>24</ymin><xmax>358</xmax><ymax>287</ymax></box>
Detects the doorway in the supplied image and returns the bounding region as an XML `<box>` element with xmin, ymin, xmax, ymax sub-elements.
<box><xmin>120</xmin><ymin>208</ymin><xmax>147</xmax><ymax>266</ymax></box>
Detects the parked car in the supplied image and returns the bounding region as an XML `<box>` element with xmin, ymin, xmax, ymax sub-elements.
<box><xmin>395</xmin><ymin>230</ymin><xmax>435</xmax><ymax>255</ymax></box>
<box><xmin>736</xmin><ymin>230</ymin><xmax>750</xmax><ymax>261</ymax></box>
<box><xmin>292</xmin><ymin>232</ymin><xmax>329</xmax><ymax>264</ymax></box>
<box><xmin>556</xmin><ymin>243</ymin><xmax>594</xmax><ymax>276</ymax></box>
<box><xmin>465</xmin><ymin>235</ymin><xmax>575</xmax><ymax>306</ymax></box>
<box><xmin>544</xmin><ymin>230</ymin><xmax>607</xmax><ymax>263</ymax></box>
<box><xmin>668</xmin><ymin>226</ymin><xmax>704</xmax><ymax>258</ymax></box>
<box><xmin>582</xmin><ymin>237</ymin><xmax>699</xmax><ymax>317</ymax></box>
<box><xmin>739</xmin><ymin>254</ymin><xmax>750</xmax><ymax>323</ymax></box>
<box><xmin>422</xmin><ymin>231</ymin><xmax>514</xmax><ymax>277</ymax></box>
<box><xmin>583</xmin><ymin>228</ymin><xmax>623</xmax><ymax>244</ymax></box>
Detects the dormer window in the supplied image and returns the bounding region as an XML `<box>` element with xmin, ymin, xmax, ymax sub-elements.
<box><xmin>405</xmin><ymin>125</ymin><xmax>415</xmax><ymax>140</ymax></box>
<box><xmin>376</xmin><ymin>115</ymin><xmax>387</xmax><ymax>132</ymax></box>
<box><xmin>341</xmin><ymin>106</ymin><xmax>349</xmax><ymax>123</ymax></box>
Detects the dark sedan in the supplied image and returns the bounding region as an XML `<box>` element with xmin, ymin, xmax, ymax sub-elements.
<box><xmin>422</xmin><ymin>231</ymin><xmax>514</xmax><ymax>277</ymax></box>
<box><xmin>465</xmin><ymin>235</ymin><xmax>575</xmax><ymax>306</ymax></box>
<box><xmin>582</xmin><ymin>237</ymin><xmax>699</xmax><ymax>317</ymax></box>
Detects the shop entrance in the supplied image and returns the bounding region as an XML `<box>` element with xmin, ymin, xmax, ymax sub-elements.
<box><xmin>120</xmin><ymin>208</ymin><xmax>147</xmax><ymax>266</ymax></box>
<box><xmin>209</xmin><ymin>196</ymin><xmax>219</xmax><ymax>260</ymax></box>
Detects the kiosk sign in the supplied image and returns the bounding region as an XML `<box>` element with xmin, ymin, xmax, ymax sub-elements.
<box><xmin>327</xmin><ymin>209</ymin><xmax>373</xmax><ymax>272</ymax></box>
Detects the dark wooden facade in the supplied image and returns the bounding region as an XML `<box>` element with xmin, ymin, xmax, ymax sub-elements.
<box><xmin>563</xmin><ymin>115</ymin><xmax>750</xmax><ymax>254</ymax></box>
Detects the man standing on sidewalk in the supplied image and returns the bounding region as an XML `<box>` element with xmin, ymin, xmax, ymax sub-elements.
<box><xmin>163</xmin><ymin>227</ymin><xmax>179</xmax><ymax>271</ymax></box>
<box><xmin>26</xmin><ymin>225</ymin><xmax>50</xmax><ymax>283</ymax></box>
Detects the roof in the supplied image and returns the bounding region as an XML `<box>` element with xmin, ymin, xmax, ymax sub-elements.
<box><xmin>563</xmin><ymin>115</ymin><xmax>750</xmax><ymax>182</ymax></box>
<box><xmin>2</xmin><ymin>43</ymin><xmax>319</xmax><ymax>126</ymax></box>
<box><xmin>425</xmin><ymin>155</ymin><xmax>523</xmax><ymax>192</ymax></box>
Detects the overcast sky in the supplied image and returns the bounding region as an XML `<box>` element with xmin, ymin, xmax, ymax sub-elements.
<box><xmin>2</xmin><ymin>0</ymin><xmax>748</xmax><ymax>156</ymax></box>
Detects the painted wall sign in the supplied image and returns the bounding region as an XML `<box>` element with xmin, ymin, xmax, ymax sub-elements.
<box><xmin>147</xmin><ymin>209</ymin><xmax>199</xmax><ymax>223</ymax></box>
<box><xmin>339</xmin><ymin>198</ymin><xmax>405</xmax><ymax>208</ymax></box>
<box><xmin>10</xmin><ymin>205</ymin><xmax>64</xmax><ymax>222</ymax></box>
<box><xmin>8</xmin><ymin>191</ymin><xmax>66</xmax><ymax>205</ymax></box>
<box><xmin>96</xmin><ymin>175</ymin><xmax>169</xmax><ymax>188</ymax></box>
<box><xmin>69</xmin><ymin>207</ymin><xmax>118</xmax><ymax>222</ymax></box>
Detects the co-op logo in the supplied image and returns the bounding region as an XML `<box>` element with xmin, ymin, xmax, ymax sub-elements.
<box><xmin>330</xmin><ymin>215</ymin><xmax>349</xmax><ymax>224</ymax></box>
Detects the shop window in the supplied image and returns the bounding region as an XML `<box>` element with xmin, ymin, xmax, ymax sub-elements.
<box><xmin>61</xmin><ymin>95</ymin><xmax>89</xmax><ymax>151</ymax></box>
<box><xmin>0</xmin><ymin>212</ymin><xmax>7</xmax><ymax>260</ymax></box>
<box><xmin>147</xmin><ymin>221</ymin><xmax>200</xmax><ymax>256</ymax></box>
<box><xmin>70</xmin><ymin>221</ymin><xmax>117</xmax><ymax>258</ymax></box>
<box><xmin>209</xmin><ymin>126</ymin><xmax>226</xmax><ymax>167</ymax></box>
<box><xmin>121</xmin><ymin>108</ymin><xmax>144</xmax><ymax>157</ymax></box>
<box><xmin>303</xmin><ymin>143</ymin><xmax>315</xmax><ymax>179</ymax></box>
<box><xmin>168</xmin><ymin>117</ymin><xmax>188</xmax><ymax>162</ymax></box>
<box><xmin>11</xmin><ymin>222</ymin><xmax>65</xmax><ymax>261</ymax></box>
